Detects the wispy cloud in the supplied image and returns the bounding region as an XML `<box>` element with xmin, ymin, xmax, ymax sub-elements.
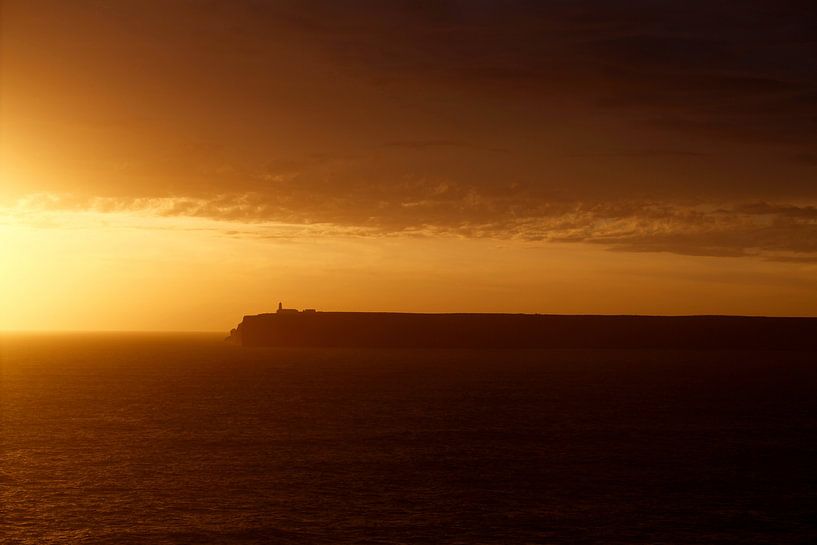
<box><xmin>6</xmin><ymin>192</ymin><xmax>817</xmax><ymax>262</ymax></box>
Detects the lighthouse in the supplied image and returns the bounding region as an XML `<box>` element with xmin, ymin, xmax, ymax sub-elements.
<box><xmin>276</xmin><ymin>301</ymin><xmax>298</xmax><ymax>314</ymax></box>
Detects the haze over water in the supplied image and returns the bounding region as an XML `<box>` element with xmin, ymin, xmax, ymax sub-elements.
<box><xmin>2</xmin><ymin>334</ymin><xmax>816</xmax><ymax>544</ymax></box>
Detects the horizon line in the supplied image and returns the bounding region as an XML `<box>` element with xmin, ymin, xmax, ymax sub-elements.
<box><xmin>3</xmin><ymin>310</ymin><xmax>817</xmax><ymax>335</ymax></box>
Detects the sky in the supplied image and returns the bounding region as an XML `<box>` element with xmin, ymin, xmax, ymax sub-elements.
<box><xmin>1</xmin><ymin>0</ymin><xmax>817</xmax><ymax>330</ymax></box>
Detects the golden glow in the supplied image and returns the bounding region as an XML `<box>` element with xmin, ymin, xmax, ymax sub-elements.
<box><xmin>2</xmin><ymin>195</ymin><xmax>816</xmax><ymax>331</ymax></box>
<box><xmin>2</xmin><ymin>3</ymin><xmax>816</xmax><ymax>330</ymax></box>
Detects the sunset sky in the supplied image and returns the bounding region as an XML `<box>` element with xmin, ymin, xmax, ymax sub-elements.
<box><xmin>2</xmin><ymin>0</ymin><xmax>817</xmax><ymax>331</ymax></box>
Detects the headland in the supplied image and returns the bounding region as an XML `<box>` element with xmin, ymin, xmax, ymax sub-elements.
<box><xmin>228</xmin><ymin>304</ymin><xmax>817</xmax><ymax>350</ymax></box>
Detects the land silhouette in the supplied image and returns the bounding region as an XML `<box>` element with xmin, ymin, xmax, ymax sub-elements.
<box><xmin>229</xmin><ymin>305</ymin><xmax>817</xmax><ymax>350</ymax></box>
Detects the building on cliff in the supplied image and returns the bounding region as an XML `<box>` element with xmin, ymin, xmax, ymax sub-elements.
<box><xmin>276</xmin><ymin>302</ymin><xmax>299</xmax><ymax>314</ymax></box>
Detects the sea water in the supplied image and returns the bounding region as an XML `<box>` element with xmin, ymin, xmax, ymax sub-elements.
<box><xmin>1</xmin><ymin>333</ymin><xmax>816</xmax><ymax>544</ymax></box>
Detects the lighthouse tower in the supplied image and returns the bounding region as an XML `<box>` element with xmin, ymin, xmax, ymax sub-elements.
<box><xmin>276</xmin><ymin>301</ymin><xmax>298</xmax><ymax>314</ymax></box>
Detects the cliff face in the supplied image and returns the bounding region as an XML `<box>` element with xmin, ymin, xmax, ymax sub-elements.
<box><xmin>228</xmin><ymin>312</ymin><xmax>817</xmax><ymax>350</ymax></box>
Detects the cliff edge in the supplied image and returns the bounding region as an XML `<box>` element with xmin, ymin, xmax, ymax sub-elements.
<box><xmin>228</xmin><ymin>310</ymin><xmax>817</xmax><ymax>350</ymax></box>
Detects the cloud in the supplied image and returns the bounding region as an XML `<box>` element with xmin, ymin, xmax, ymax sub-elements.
<box><xmin>8</xmin><ymin>192</ymin><xmax>817</xmax><ymax>262</ymax></box>
<box><xmin>5</xmin><ymin>0</ymin><xmax>817</xmax><ymax>234</ymax></box>
<box><xmin>793</xmin><ymin>153</ymin><xmax>817</xmax><ymax>166</ymax></box>
<box><xmin>383</xmin><ymin>140</ymin><xmax>510</xmax><ymax>154</ymax></box>
<box><xmin>207</xmin><ymin>0</ymin><xmax>817</xmax><ymax>192</ymax></box>
<box><xmin>564</xmin><ymin>149</ymin><xmax>708</xmax><ymax>158</ymax></box>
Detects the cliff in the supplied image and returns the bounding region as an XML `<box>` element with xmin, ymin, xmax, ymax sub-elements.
<box><xmin>228</xmin><ymin>311</ymin><xmax>817</xmax><ymax>350</ymax></box>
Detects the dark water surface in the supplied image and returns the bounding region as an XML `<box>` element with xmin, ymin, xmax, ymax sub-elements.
<box><xmin>1</xmin><ymin>333</ymin><xmax>816</xmax><ymax>544</ymax></box>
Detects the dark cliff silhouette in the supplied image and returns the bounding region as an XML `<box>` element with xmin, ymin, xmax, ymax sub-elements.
<box><xmin>228</xmin><ymin>308</ymin><xmax>817</xmax><ymax>350</ymax></box>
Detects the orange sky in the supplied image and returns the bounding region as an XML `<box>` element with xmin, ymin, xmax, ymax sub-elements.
<box><xmin>2</xmin><ymin>1</ymin><xmax>817</xmax><ymax>330</ymax></box>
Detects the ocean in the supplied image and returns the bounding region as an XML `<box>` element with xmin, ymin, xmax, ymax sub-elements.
<box><xmin>1</xmin><ymin>333</ymin><xmax>816</xmax><ymax>544</ymax></box>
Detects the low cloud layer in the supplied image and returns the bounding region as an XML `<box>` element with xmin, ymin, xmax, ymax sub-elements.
<box><xmin>9</xmin><ymin>192</ymin><xmax>817</xmax><ymax>262</ymax></box>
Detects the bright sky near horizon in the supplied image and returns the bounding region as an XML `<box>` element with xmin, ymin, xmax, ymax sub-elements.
<box><xmin>2</xmin><ymin>1</ymin><xmax>817</xmax><ymax>330</ymax></box>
